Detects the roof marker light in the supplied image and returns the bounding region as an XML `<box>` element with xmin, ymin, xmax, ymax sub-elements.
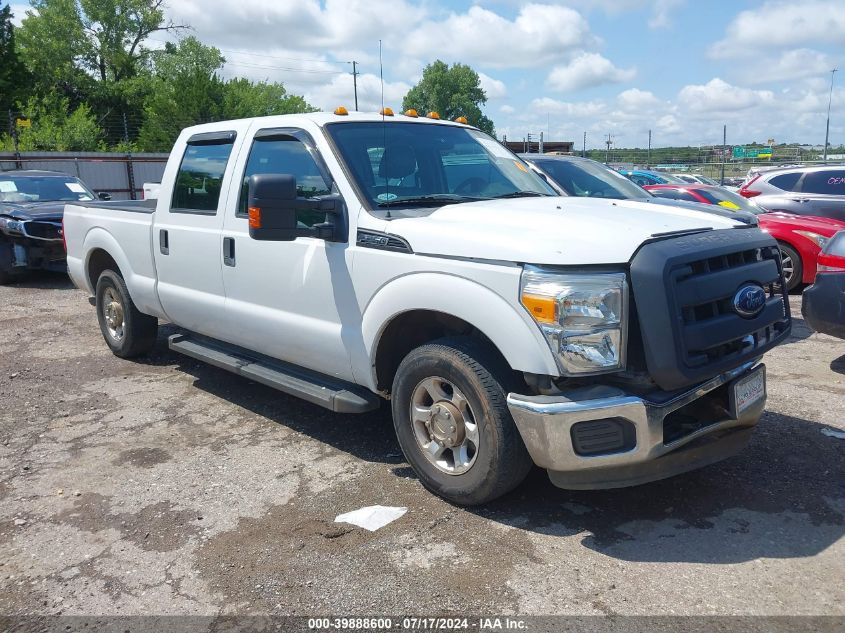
<box><xmin>454</xmin><ymin>116</ymin><xmax>468</xmax><ymax>124</ymax></box>
<box><xmin>380</xmin><ymin>107</ymin><xmax>394</xmax><ymax>116</ymax></box>
<box><xmin>334</xmin><ymin>106</ymin><xmax>349</xmax><ymax>115</ymax></box>
<box><xmin>404</xmin><ymin>109</ymin><xmax>419</xmax><ymax>117</ymax></box>
<box><xmin>427</xmin><ymin>111</ymin><xmax>441</xmax><ymax>119</ymax></box>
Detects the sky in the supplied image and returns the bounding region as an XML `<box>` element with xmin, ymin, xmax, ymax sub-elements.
<box><xmin>9</xmin><ymin>0</ymin><xmax>845</xmax><ymax>149</ymax></box>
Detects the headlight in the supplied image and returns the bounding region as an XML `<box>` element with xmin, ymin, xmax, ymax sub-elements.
<box><xmin>0</xmin><ymin>217</ymin><xmax>25</xmax><ymax>236</ymax></box>
<box><xmin>794</xmin><ymin>231</ymin><xmax>829</xmax><ymax>250</ymax></box>
<box><xmin>520</xmin><ymin>268</ymin><xmax>628</xmax><ymax>375</ymax></box>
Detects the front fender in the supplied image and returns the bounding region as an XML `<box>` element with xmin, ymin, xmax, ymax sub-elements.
<box><xmin>360</xmin><ymin>272</ymin><xmax>559</xmax><ymax>391</ymax></box>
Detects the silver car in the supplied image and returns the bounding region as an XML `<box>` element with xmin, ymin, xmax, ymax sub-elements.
<box><xmin>739</xmin><ymin>165</ymin><xmax>845</xmax><ymax>221</ymax></box>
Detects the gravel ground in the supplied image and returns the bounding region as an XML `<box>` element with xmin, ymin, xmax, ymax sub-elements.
<box><xmin>0</xmin><ymin>274</ymin><xmax>843</xmax><ymax>623</ymax></box>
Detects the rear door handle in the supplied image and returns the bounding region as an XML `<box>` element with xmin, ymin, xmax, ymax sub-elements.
<box><xmin>223</xmin><ymin>237</ymin><xmax>235</xmax><ymax>267</ymax></box>
<box><xmin>159</xmin><ymin>229</ymin><xmax>169</xmax><ymax>255</ymax></box>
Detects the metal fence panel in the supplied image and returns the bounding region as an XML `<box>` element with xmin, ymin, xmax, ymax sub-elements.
<box><xmin>0</xmin><ymin>152</ymin><xmax>168</xmax><ymax>200</ymax></box>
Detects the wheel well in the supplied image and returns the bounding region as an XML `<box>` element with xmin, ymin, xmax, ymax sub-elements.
<box><xmin>374</xmin><ymin>310</ymin><xmax>510</xmax><ymax>394</ymax></box>
<box><xmin>87</xmin><ymin>249</ymin><xmax>121</xmax><ymax>290</ymax></box>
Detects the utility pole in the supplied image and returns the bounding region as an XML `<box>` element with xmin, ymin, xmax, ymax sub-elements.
<box><xmin>583</xmin><ymin>131</ymin><xmax>586</xmax><ymax>158</ymax></box>
<box><xmin>351</xmin><ymin>61</ymin><xmax>360</xmax><ymax>111</ymax></box>
<box><xmin>539</xmin><ymin>131</ymin><xmax>544</xmax><ymax>154</ymax></box>
<box><xmin>647</xmin><ymin>129</ymin><xmax>652</xmax><ymax>168</ymax></box>
<box><xmin>123</xmin><ymin>112</ymin><xmax>136</xmax><ymax>200</ymax></box>
<box><xmin>721</xmin><ymin>124</ymin><xmax>727</xmax><ymax>186</ymax></box>
<box><xmin>8</xmin><ymin>109</ymin><xmax>21</xmax><ymax>169</ymax></box>
<box><xmin>605</xmin><ymin>133</ymin><xmax>613</xmax><ymax>164</ymax></box>
<box><xmin>823</xmin><ymin>68</ymin><xmax>838</xmax><ymax>163</ymax></box>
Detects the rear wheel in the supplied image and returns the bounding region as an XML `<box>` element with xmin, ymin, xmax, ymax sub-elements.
<box><xmin>391</xmin><ymin>336</ymin><xmax>533</xmax><ymax>505</ymax></box>
<box><xmin>95</xmin><ymin>270</ymin><xmax>158</xmax><ymax>358</ymax></box>
<box><xmin>778</xmin><ymin>242</ymin><xmax>803</xmax><ymax>292</ymax></box>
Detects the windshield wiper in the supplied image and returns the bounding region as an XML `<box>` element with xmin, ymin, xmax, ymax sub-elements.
<box><xmin>490</xmin><ymin>191</ymin><xmax>550</xmax><ymax>199</ymax></box>
<box><xmin>376</xmin><ymin>194</ymin><xmax>487</xmax><ymax>208</ymax></box>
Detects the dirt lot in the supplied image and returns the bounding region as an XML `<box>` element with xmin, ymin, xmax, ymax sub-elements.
<box><xmin>0</xmin><ymin>274</ymin><xmax>843</xmax><ymax>622</ymax></box>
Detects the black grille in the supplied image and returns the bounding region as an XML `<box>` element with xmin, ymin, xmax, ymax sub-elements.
<box><xmin>23</xmin><ymin>221</ymin><xmax>62</xmax><ymax>240</ymax></box>
<box><xmin>630</xmin><ymin>229</ymin><xmax>791</xmax><ymax>391</ymax></box>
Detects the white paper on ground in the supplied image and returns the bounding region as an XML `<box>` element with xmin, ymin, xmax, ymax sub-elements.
<box><xmin>821</xmin><ymin>428</ymin><xmax>845</xmax><ymax>439</ymax></box>
<box><xmin>334</xmin><ymin>505</ymin><xmax>408</xmax><ymax>532</ymax></box>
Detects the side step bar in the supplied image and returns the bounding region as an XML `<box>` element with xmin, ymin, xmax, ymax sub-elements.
<box><xmin>168</xmin><ymin>333</ymin><xmax>380</xmax><ymax>414</ymax></box>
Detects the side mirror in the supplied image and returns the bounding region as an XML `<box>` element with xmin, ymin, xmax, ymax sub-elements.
<box><xmin>247</xmin><ymin>174</ymin><xmax>345</xmax><ymax>242</ymax></box>
<box><xmin>97</xmin><ymin>191</ymin><xmax>112</xmax><ymax>201</ymax></box>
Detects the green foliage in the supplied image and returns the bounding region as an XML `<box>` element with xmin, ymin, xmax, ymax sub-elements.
<box><xmin>402</xmin><ymin>60</ymin><xmax>494</xmax><ymax>135</ymax></box>
<box><xmin>139</xmin><ymin>37</ymin><xmax>317</xmax><ymax>152</ymax></box>
<box><xmin>220</xmin><ymin>78</ymin><xmax>317</xmax><ymax>120</ymax></box>
<box><xmin>0</xmin><ymin>4</ymin><xmax>32</xmax><ymax>113</ymax></box>
<box><xmin>1</xmin><ymin>94</ymin><xmax>103</xmax><ymax>151</ymax></box>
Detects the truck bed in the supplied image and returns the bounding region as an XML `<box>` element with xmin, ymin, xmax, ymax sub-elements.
<box><xmin>63</xmin><ymin>199</ymin><xmax>163</xmax><ymax>318</ymax></box>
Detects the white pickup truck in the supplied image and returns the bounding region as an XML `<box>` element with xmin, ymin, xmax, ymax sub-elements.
<box><xmin>63</xmin><ymin>111</ymin><xmax>791</xmax><ymax>504</ymax></box>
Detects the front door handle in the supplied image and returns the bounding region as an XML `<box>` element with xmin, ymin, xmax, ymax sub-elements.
<box><xmin>159</xmin><ymin>229</ymin><xmax>169</xmax><ymax>255</ymax></box>
<box><xmin>223</xmin><ymin>237</ymin><xmax>235</xmax><ymax>267</ymax></box>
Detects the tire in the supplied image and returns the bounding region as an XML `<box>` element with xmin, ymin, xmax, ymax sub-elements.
<box><xmin>95</xmin><ymin>269</ymin><xmax>158</xmax><ymax>358</ymax></box>
<box><xmin>391</xmin><ymin>336</ymin><xmax>533</xmax><ymax>505</ymax></box>
<box><xmin>778</xmin><ymin>242</ymin><xmax>803</xmax><ymax>292</ymax></box>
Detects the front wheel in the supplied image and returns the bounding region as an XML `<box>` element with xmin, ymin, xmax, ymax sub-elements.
<box><xmin>391</xmin><ymin>337</ymin><xmax>533</xmax><ymax>505</ymax></box>
<box><xmin>778</xmin><ymin>242</ymin><xmax>803</xmax><ymax>292</ymax></box>
<box><xmin>95</xmin><ymin>270</ymin><xmax>158</xmax><ymax>358</ymax></box>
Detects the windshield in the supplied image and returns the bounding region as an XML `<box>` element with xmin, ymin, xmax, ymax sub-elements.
<box><xmin>0</xmin><ymin>175</ymin><xmax>95</xmax><ymax>203</ymax></box>
<box><xmin>693</xmin><ymin>186</ymin><xmax>761</xmax><ymax>213</ymax></box>
<box><xmin>695</xmin><ymin>175</ymin><xmax>720</xmax><ymax>186</ymax></box>
<box><xmin>657</xmin><ymin>173</ymin><xmax>688</xmax><ymax>184</ymax></box>
<box><xmin>532</xmin><ymin>158</ymin><xmax>650</xmax><ymax>200</ymax></box>
<box><xmin>325</xmin><ymin>122</ymin><xmax>556</xmax><ymax>210</ymax></box>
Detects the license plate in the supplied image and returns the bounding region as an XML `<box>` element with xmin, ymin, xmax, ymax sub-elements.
<box><xmin>731</xmin><ymin>366</ymin><xmax>766</xmax><ymax>417</ymax></box>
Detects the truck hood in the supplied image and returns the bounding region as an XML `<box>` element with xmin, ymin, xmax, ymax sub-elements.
<box><xmin>0</xmin><ymin>201</ymin><xmax>67</xmax><ymax>221</ymax></box>
<box><xmin>388</xmin><ymin>197</ymin><xmax>747</xmax><ymax>265</ymax></box>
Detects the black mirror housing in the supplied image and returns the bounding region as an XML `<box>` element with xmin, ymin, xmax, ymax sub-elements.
<box><xmin>247</xmin><ymin>174</ymin><xmax>346</xmax><ymax>242</ymax></box>
<box><xmin>97</xmin><ymin>191</ymin><xmax>112</xmax><ymax>201</ymax></box>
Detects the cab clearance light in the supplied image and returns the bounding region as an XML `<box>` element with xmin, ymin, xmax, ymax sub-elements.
<box><xmin>454</xmin><ymin>116</ymin><xmax>468</xmax><ymax>124</ymax></box>
<box><xmin>380</xmin><ymin>107</ymin><xmax>394</xmax><ymax>116</ymax></box>
<box><xmin>426</xmin><ymin>111</ymin><xmax>441</xmax><ymax>119</ymax></box>
<box><xmin>248</xmin><ymin>206</ymin><xmax>262</xmax><ymax>229</ymax></box>
<box><xmin>404</xmin><ymin>109</ymin><xmax>419</xmax><ymax>117</ymax></box>
<box><xmin>334</xmin><ymin>106</ymin><xmax>349</xmax><ymax>115</ymax></box>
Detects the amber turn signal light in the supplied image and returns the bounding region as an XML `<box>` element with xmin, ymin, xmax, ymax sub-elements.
<box><xmin>248</xmin><ymin>206</ymin><xmax>262</xmax><ymax>229</ymax></box>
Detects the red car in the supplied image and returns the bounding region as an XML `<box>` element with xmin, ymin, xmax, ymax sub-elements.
<box><xmin>644</xmin><ymin>184</ymin><xmax>845</xmax><ymax>290</ymax></box>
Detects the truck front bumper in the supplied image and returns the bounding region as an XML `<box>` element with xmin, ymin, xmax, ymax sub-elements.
<box><xmin>507</xmin><ymin>362</ymin><xmax>765</xmax><ymax>490</ymax></box>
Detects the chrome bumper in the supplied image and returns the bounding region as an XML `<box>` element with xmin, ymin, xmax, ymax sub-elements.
<box><xmin>507</xmin><ymin>362</ymin><xmax>765</xmax><ymax>489</ymax></box>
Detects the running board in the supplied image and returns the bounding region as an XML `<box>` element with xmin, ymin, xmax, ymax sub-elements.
<box><xmin>168</xmin><ymin>333</ymin><xmax>380</xmax><ymax>414</ymax></box>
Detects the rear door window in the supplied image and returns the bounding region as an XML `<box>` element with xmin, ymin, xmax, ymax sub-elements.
<box><xmin>767</xmin><ymin>172</ymin><xmax>801</xmax><ymax>192</ymax></box>
<box><xmin>171</xmin><ymin>138</ymin><xmax>235</xmax><ymax>214</ymax></box>
<box><xmin>647</xmin><ymin>188</ymin><xmax>699</xmax><ymax>202</ymax></box>
<box><xmin>799</xmin><ymin>169</ymin><xmax>845</xmax><ymax>195</ymax></box>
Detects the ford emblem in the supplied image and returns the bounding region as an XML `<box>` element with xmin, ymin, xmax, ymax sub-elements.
<box><xmin>733</xmin><ymin>284</ymin><xmax>767</xmax><ymax>318</ymax></box>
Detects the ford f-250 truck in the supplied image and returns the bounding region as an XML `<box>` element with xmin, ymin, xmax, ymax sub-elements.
<box><xmin>63</xmin><ymin>111</ymin><xmax>791</xmax><ymax>504</ymax></box>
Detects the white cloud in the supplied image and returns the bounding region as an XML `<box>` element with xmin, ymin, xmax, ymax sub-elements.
<box><xmin>648</xmin><ymin>0</ymin><xmax>684</xmax><ymax>29</ymax></box>
<box><xmin>710</xmin><ymin>0</ymin><xmax>845</xmax><ymax>58</ymax></box>
<box><xmin>740</xmin><ymin>49</ymin><xmax>834</xmax><ymax>84</ymax></box>
<box><xmin>677</xmin><ymin>78</ymin><xmax>774</xmax><ymax>114</ymax></box>
<box><xmin>479</xmin><ymin>73</ymin><xmax>507</xmax><ymax>100</ymax></box>
<box><xmin>617</xmin><ymin>88</ymin><xmax>662</xmax><ymax>110</ymax></box>
<box><xmin>8</xmin><ymin>3</ymin><xmax>31</xmax><ymax>25</ymax></box>
<box><xmin>304</xmin><ymin>73</ymin><xmax>411</xmax><ymax>114</ymax></box>
<box><xmin>500</xmin><ymin>105</ymin><xmax>516</xmax><ymax>114</ymax></box>
<box><xmin>530</xmin><ymin>97</ymin><xmax>608</xmax><ymax>119</ymax></box>
<box><xmin>546</xmin><ymin>53</ymin><xmax>636</xmax><ymax>92</ymax></box>
<box><xmin>404</xmin><ymin>4</ymin><xmax>597</xmax><ymax>69</ymax></box>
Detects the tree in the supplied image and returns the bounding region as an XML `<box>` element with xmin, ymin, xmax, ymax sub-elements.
<box><xmin>138</xmin><ymin>37</ymin><xmax>318</xmax><ymax>151</ymax></box>
<box><xmin>220</xmin><ymin>79</ymin><xmax>317</xmax><ymax>120</ymax></box>
<box><xmin>402</xmin><ymin>60</ymin><xmax>494</xmax><ymax>135</ymax></box>
<box><xmin>137</xmin><ymin>37</ymin><xmax>226</xmax><ymax>151</ymax></box>
<box><xmin>0</xmin><ymin>4</ymin><xmax>32</xmax><ymax>114</ymax></box>
<box><xmin>0</xmin><ymin>94</ymin><xmax>102</xmax><ymax>151</ymax></box>
<box><xmin>16</xmin><ymin>0</ymin><xmax>186</xmax><ymax>142</ymax></box>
